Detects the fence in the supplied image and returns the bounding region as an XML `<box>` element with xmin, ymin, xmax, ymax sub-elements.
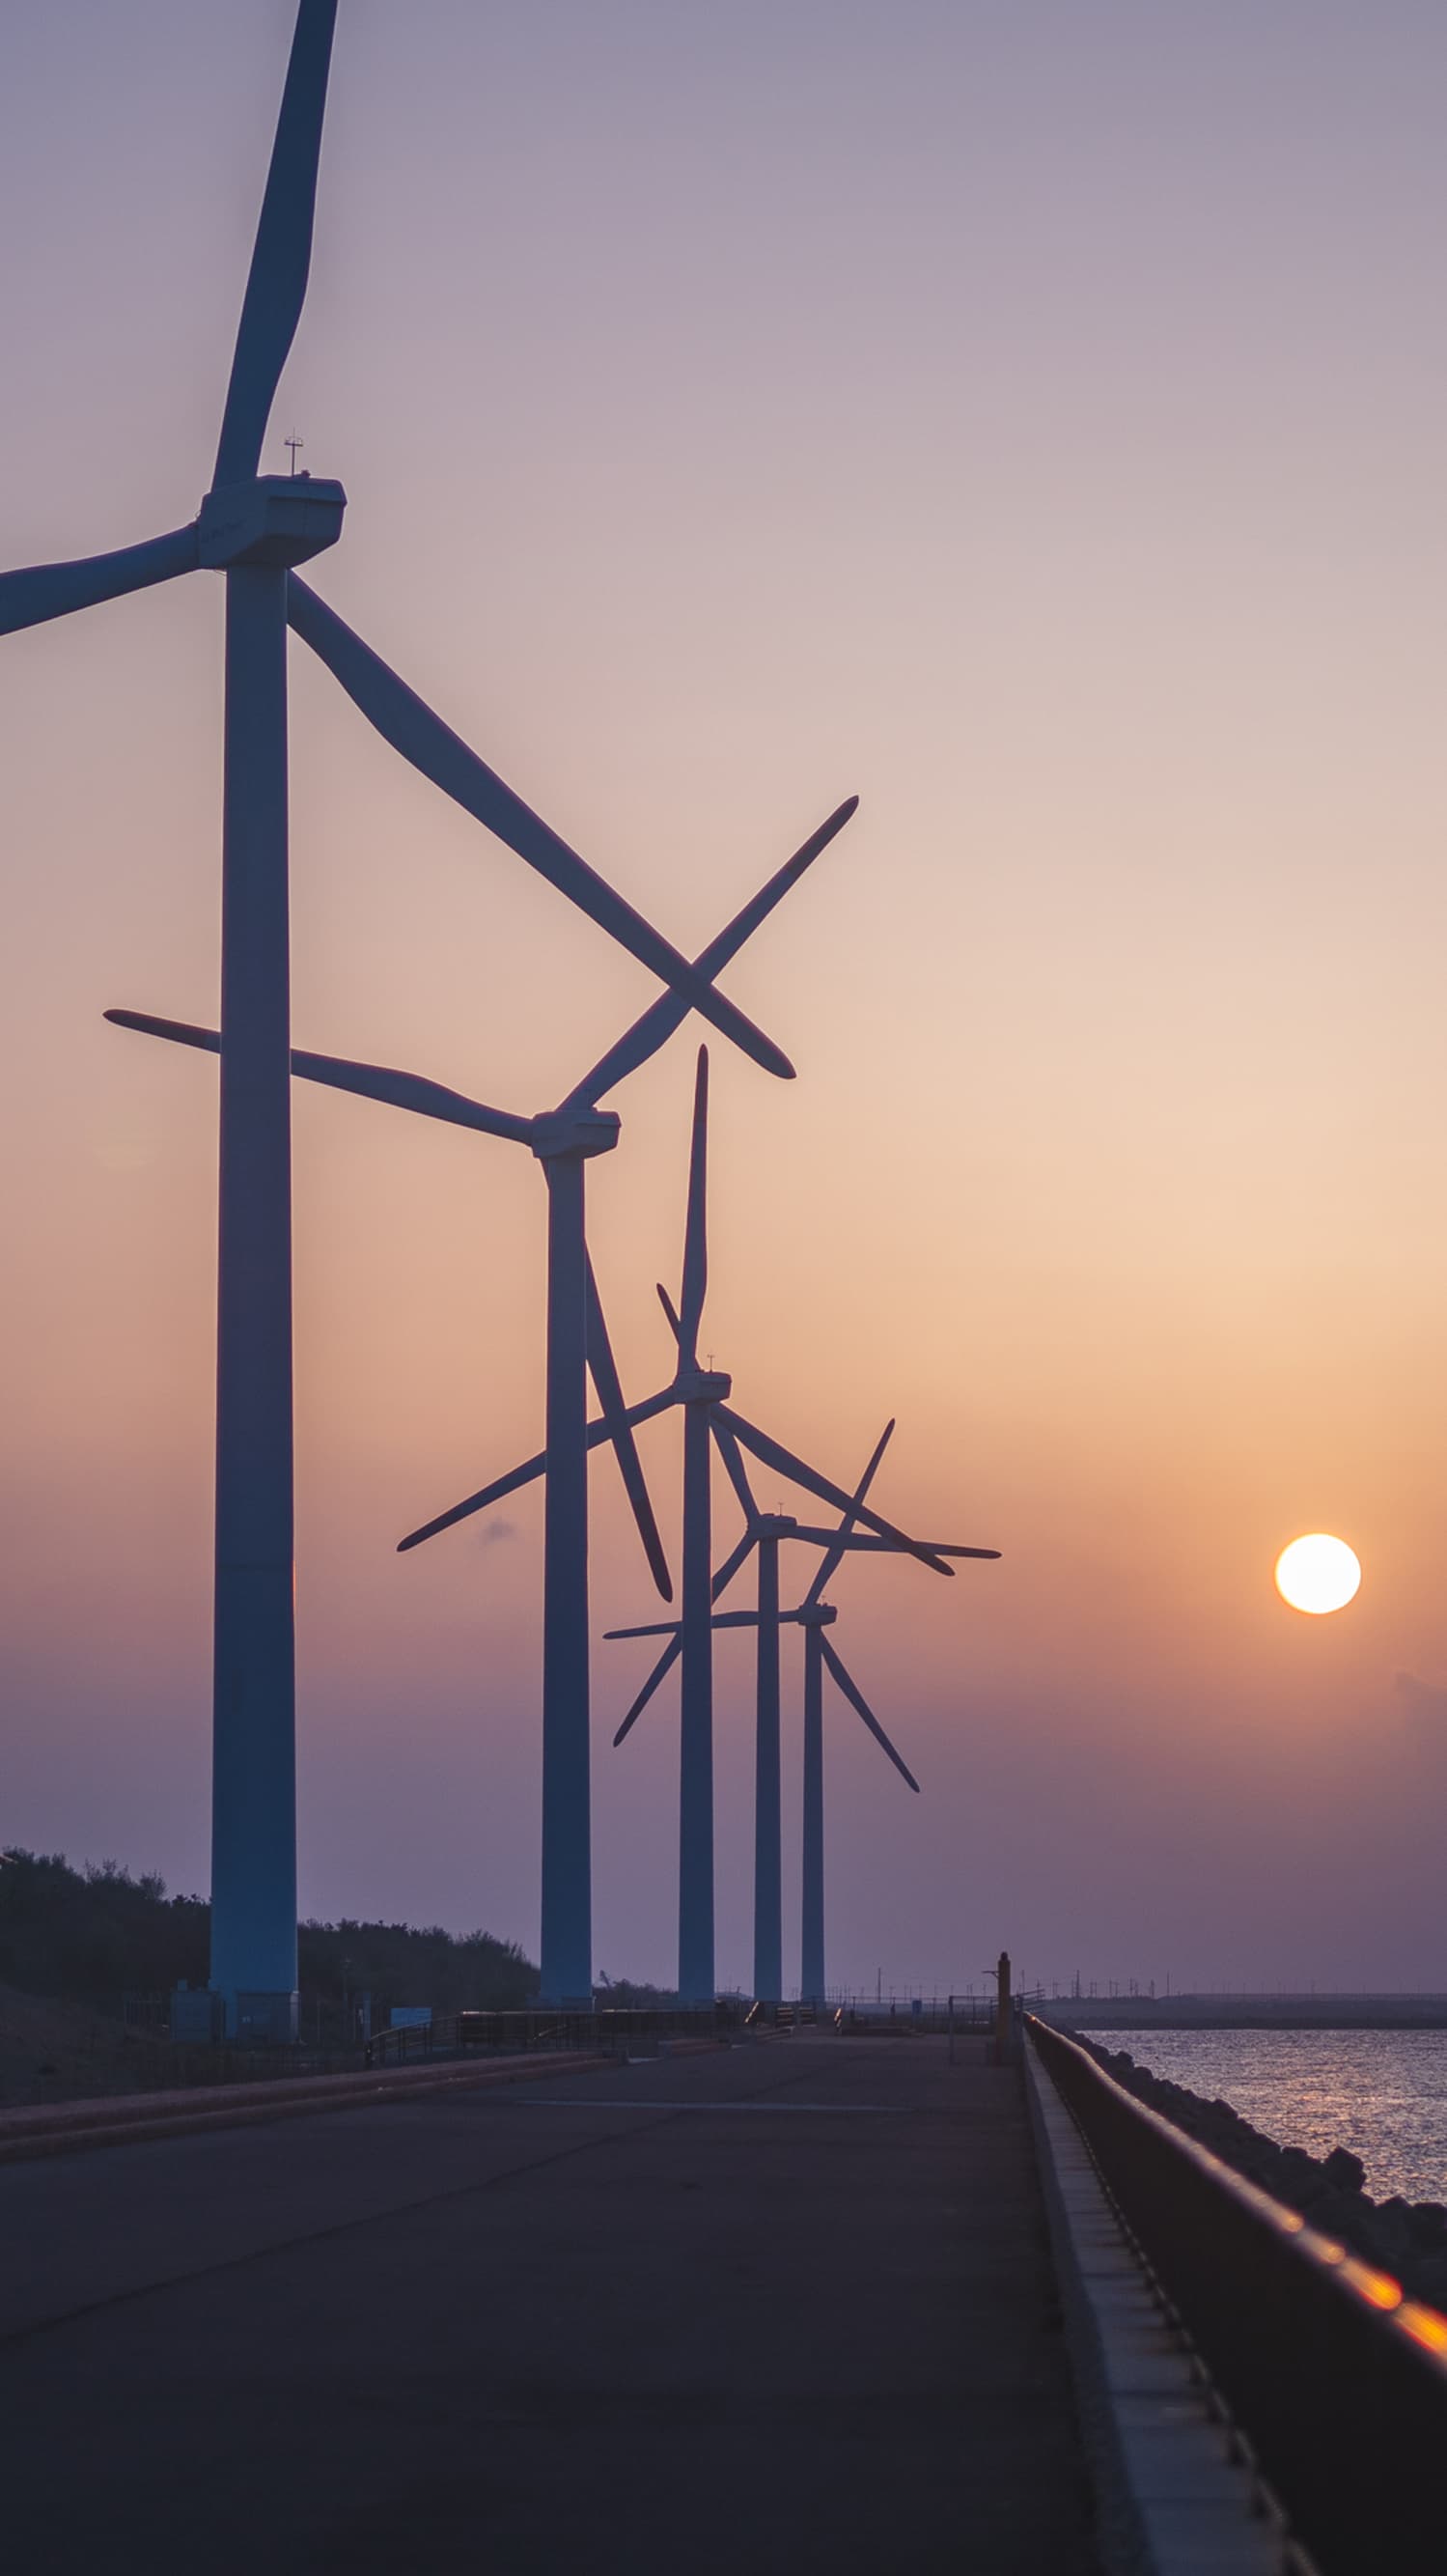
<box><xmin>1027</xmin><ymin>2013</ymin><xmax>1447</xmax><ymax>2575</ymax></box>
<box><xmin>363</xmin><ymin>2002</ymin><xmax>742</xmax><ymax>2070</ymax></box>
<box><xmin>735</xmin><ymin>1995</ymin><xmax>1007</xmax><ymax>2039</ymax></box>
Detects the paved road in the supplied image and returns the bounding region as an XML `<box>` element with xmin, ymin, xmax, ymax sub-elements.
<box><xmin>0</xmin><ymin>2034</ymin><xmax>1098</xmax><ymax>2573</ymax></box>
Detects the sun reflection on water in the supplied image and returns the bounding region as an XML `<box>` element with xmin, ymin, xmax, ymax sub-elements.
<box><xmin>1089</xmin><ymin>2028</ymin><xmax>1447</xmax><ymax>2204</ymax></box>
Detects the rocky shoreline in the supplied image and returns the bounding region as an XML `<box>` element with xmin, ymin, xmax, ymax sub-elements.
<box><xmin>1080</xmin><ymin>2037</ymin><xmax>1447</xmax><ymax>2312</ymax></box>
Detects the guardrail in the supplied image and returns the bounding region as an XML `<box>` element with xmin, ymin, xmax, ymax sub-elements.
<box><xmin>362</xmin><ymin>1995</ymin><xmax>1002</xmax><ymax>2068</ymax></box>
<box><xmin>1027</xmin><ymin>2013</ymin><xmax>1447</xmax><ymax>2574</ymax></box>
<box><xmin>363</xmin><ymin>2002</ymin><xmax>741</xmax><ymax>2070</ymax></box>
<box><xmin>825</xmin><ymin>1998</ymin><xmax>1000</xmax><ymax>2039</ymax></box>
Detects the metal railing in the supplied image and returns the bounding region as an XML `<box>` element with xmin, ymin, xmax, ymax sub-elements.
<box><xmin>1027</xmin><ymin>2013</ymin><xmax>1447</xmax><ymax>2575</ymax></box>
<box><xmin>362</xmin><ymin>1994</ymin><xmax>1005</xmax><ymax>2068</ymax></box>
<box><xmin>363</xmin><ymin>2002</ymin><xmax>741</xmax><ymax>2070</ymax></box>
<box><xmin>51</xmin><ymin>2030</ymin><xmax>370</xmax><ymax>2094</ymax></box>
<box><xmin>838</xmin><ymin>1995</ymin><xmax>1003</xmax><ymax>2041</ymax></box>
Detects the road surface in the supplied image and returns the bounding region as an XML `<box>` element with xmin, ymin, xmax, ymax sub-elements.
<box><xmin>0</xmin><ymin>2032</ymin><xmax>1097</xmax><ymax>2572</ymax></box>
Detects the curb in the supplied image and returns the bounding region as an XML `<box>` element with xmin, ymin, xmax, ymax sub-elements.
<box><xmin>0</xmin><ymin>2048</ymin><xmax>617</xmax><ymax>2167</ymax></box>
<box><xmin>1023</xmin><ymin>2027</ymin><xmax>1292</xmax><ymax>2576</ymax></box>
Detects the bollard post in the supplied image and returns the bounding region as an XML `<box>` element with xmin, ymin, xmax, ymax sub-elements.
<box><xmin>994</xmin><ymin>1951</ymin><xmax>1012</xmax><ymax>2062</ymax></box>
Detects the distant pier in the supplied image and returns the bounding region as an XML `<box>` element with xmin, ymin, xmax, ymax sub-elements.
<box><xmin>1040</xmin><ymin>1991</ymin><xmax>1447</xmax><ymax>2030</ymax></box>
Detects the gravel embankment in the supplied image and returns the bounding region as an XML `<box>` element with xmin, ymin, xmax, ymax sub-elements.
<box><xmin>1078</xmin><ymin>2035</ymin><xmax>1447</xmax><ymax>2310</ymax></box>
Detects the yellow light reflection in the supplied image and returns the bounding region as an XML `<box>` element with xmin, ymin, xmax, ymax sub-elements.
<box><xmin>1341</xmin><ymin>2257</ymin><xmax>1402</xmax><ymax>2310</ymax></box>
<box><xmin>1399</xmin><ymin>2302</ymin><xmax>1447</xmax><ymax>2354</ymax></box>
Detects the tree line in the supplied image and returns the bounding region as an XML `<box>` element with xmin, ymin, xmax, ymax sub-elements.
<box><xmin>0</xmin><ymin>1849</ymin><xmax>540</xmax><ymax>2022</ymax></box>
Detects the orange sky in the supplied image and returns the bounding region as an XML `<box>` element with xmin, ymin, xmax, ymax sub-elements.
<box><xmin>2</xmin><ymin>1</ymin><xmax>1445</xmax><ymax>1990</ymax></box>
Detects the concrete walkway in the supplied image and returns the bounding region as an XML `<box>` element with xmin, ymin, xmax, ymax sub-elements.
<box><xmin>0</xmin><ymin>2034</ymin><xmax>1098</xmax><ymax>2574</ymax></box>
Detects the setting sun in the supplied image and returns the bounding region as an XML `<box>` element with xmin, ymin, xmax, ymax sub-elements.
<box><xmin>1274</xmin><ymin>1534</ymin><xmax>1362</xmax><ymax>1617</ymax></box>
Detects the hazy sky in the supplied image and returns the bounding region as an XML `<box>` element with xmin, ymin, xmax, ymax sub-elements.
<box><xmin>3</xmin><ymin>2</ymin><xmax>1446</xmax><ymax>1993</ymax></box>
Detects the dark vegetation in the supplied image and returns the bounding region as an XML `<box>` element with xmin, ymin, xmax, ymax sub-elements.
<box><xmin>0</xmin><ymin>1851</ymin><xmax>696</xmax><ymax>2106</ymax></box>
<box><xmin>594</xmin><ymin>1972</ymin><xmax>681</xmax><ymax>2007</ymax></box>
<box><xmin>1084</xmin><ymin>2037</ymin><xmax>1447</xmax><ymax>2310</ymax></box>
<box><xmin>0</xmin><ymin>1848</ymin><xmax>539</xmax><ymax>2025</ymax></box>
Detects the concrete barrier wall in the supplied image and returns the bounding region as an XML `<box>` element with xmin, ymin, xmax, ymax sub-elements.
<box><xmin>0</xmin><ymin>2047</ymin><xmax>617</xmax><ymax>2165</ymax></box>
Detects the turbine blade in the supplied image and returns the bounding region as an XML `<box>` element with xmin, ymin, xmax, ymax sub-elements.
<box><xmin>804</xmin><ymin>1419</ymin><xmax>894</xmax><ymax>1608</ymax></box>
<box><xmin>820</xmin><ymin>1638</ymin><xmax>921</xmax><ymax>1791</ymax></box>
<box><xmin>679</xmin><ymin>1050</ymin><xmax>709</xmax><ymax>1365</ymax></box>
<box><xmin>791</xmin><ymin>1529</ymin><xmax>1000</xmax><ymax>1559</ymax></box>
<box><xmin>710</xmin><ymin>1528</ymin><xmax>760</xmax><ymax>1603</ymax></box>
<box><xmin>0</xmin><ymin>524</ymin><xmax>198</xmax><ymax>638</ymax></box>
<box><xmin>399</xmin><ymin>1386</ymin><xmax>678</xmax><ymax>1551</ymax></box>
<box><xmin>288</xmin><ymin>577</ymin><xmax>794</xmax><ymax>1080</ymax></box>
<box><xmin>105</xmin><ymin>1010</ymin><xmax>221</xmax><ymax>1058</ymax></box>
<box><xmin>212</xmin><ymin>0</ymin><xmax>339</xmax><ymax>487</ymax></box>
<box><xmin>104</xmin><ymin>1010</ymin><xmax>533</xmax><ymax>1143</ymax></box>
<box><xmin>586</xmin><ymin>1255</ymin><xmax>672</xmax><ymax>1601</ymax></box>
<box><xmin>613</xmin><ymin>1632</ymin><xmax>683</xmax><ymax>1745</ymax></box>
<box><xmin>611</xmin><ymin>1611</ymin><xmax>779</xmax><ymax>1639</ymax></box>
<box><xmin>566</xmin><ymin>797</ymin><xmax>858</xmax><ymax>1107</ymax></box>
<box><xmin>792</xmin><ymin>1526</ymin><xmax>882</xmax><ymax>1547</ymax></box>
<box><xmin>718</xmin><ymin>1407</ymin><xmax>953</xmax><ymax>1579</ymax></box>
<box><xmin>286</xmin><ymin>1055</ymin><xmax>531</xmax><ymax>1143</ymax></box>
<box><xmin>656</xmin><ymin>1283</ymin><xmax>682</xmax><ymax>1346</ymax></box>
<box><xmin>710</xmin><ymin>1416</ymin><xmax>758</xmax><ymax>1526</ymax></box>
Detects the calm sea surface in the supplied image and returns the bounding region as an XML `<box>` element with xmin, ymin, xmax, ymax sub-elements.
<box><xmin>1090</xmin><ymin>2030</ymin><xmax>1447</xmax><ymax>2205</ymax></box>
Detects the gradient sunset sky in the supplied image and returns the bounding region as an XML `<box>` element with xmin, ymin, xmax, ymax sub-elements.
<box><xmin>3</xmin><ymin>1</ymin><xmax>1445</xmax><ymax>1993</ymax></box>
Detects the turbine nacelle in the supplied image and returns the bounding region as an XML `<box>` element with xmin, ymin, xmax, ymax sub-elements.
<box><xmin>198</xmin><ymin>474</ymin><xmax>346</xmax><ymax>570</ymax></box>
<box><xmin>528</xmin><ymin>1107</ymin><xmax>621</xmax><ymax>1163</ymax></box>
<box><xmin>755</xmin><ymin>1512</ymin><xmax>797</xmax><ymax>1538</ymax></box>
<box><xmin>795</xmin><ymin>1602</ymin><xmax>838</xmax><ymax>1629</ymax></box>
<box><xmin>675</xmin><ymin>1366</ymin><xmax>732</xmax><ymax>1402</ymax></box>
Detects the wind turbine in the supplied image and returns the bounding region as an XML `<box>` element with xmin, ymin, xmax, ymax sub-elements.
<box><xmin>3</xmin><ymin>3</ymin><xmax>812</xmax><ymax>2037</ymax></box>
<box><xmin>110</xmin><ymin>800</ymin><xmax>854</xmax><ymax>2002</ymax></box>
<box><xmin>403</xmin><ymin>1049</ymin><xmax>981</xmax><ymax>2001</ymax></box>
<box><xmin>607</xmin><ymin>1424</ymin><xmax>996</xmax><ymax>2001</ymax></box>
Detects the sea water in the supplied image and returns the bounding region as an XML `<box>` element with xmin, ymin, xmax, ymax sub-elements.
<box><xmin>1089</xmin><ymin>2028</ymin><xmax>1447</xmax><ymax>2204</ymax></box>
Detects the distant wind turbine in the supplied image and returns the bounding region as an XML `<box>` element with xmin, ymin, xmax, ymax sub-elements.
<box><xmin>409</xmin><ymin>1049</ymin><xmax>988</xmax><ymax>2000</ymax></box>
<box><xmin>113</xmin><ymin>797</ymin><xmax>857</xmax><ymax>2004</ymax></box>
<box><xmin>608</xmin><ymin>1423</ymin><xmax>996</xmax><ymax>2001</ymax></box>
<box><xmin>4</xmin><ymin>3</ymin><xmax>814</xmax><ymax>2035</ymax></box>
